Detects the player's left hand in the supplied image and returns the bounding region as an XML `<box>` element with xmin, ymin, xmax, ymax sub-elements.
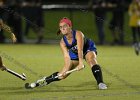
<box><xmin>76</xmin><ymin>63</ymin><xmax>85</xmax><ymax>71</ymax></box>
<box><xmin>0</xmin><ymin>65</ymin><xmax>6</xmax><ymax>71</ymax></box>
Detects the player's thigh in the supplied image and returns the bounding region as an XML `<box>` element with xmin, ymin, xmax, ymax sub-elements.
<box><xmin>85</xmin><ymin>51</ymin><xmax>98</xmax><ymax>67</ymax></box>
<box><xmin>71</xmin><ymin>60</ymin><xmax>79</xmax><ymax>69</ymax></box>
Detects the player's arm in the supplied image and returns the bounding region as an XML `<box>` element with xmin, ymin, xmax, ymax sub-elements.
<box><xmin>75</xmin><ymin>30</ymin><xmax>84</xmax><ymax>70</ymax></box>
<box><xmin>60</xmin><ymin>38</ymin><xmax>71</xmax><ymax>73</ymax></box>
<box><xmin>0</xmin><ymin>19</ymin><xmax>17</xmax><ymax>43</ymax></box>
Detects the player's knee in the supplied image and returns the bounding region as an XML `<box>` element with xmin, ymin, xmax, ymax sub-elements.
<box><xmin>86</xmin><ymin>58</ymin><xmax>97</xmax><ymax>67</ymax></box>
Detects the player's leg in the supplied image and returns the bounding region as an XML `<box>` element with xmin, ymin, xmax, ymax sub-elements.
<box><xmin>133</xmin><ymin>27</ymin><xmax>140</xmax><ymax>55</ymax></box>
<box><xmin>85</xmin><ymin>51</ymin><xmax>107</xmax><ymax>89</ymax></box>
<box><xmin>134</xmin><ymin>42</ymin><xmax>139</xmax><ymax>55</ymax></box>
<box><xmin>137</xmin><ymin>27</ymin><xmax>140</xmax><ymax>53</ymax></box>
<box><xmin>31</xmin><ymin>60</ymin><xmax>78</xmax><ymax>88</ymax></box>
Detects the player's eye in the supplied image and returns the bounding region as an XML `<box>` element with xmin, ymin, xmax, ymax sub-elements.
<box><xmin>59</xmin><ymin>24</ymin><xmax>68</xmax><ymax>29</ymax></box>
<box><xmin>59</xmin><ymin>26</ymin><xmax>62</xmax><ymax>29</ymax></box>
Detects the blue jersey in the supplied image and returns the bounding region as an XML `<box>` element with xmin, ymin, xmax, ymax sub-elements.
<box><xmin>63</xmin><ymin>30</ymin><xmax>97</xmax><ymax>60</ymax></box>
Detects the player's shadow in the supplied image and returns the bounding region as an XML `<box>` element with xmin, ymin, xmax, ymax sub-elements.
<box><xmin>0</xmin><ymin>81</ymin><xmax>111</xmax><ymax>95</ymax></box>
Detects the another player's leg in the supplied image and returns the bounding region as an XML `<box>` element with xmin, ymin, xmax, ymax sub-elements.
<box><xmin>132</xmin><ymin>27</ymin><xmax>140</xmax><ymax>55</ymax></box>
<box><xmin>85</xmin><ymin>51</ymin><xmax>107</xmax><ymax>90</ymax></box>
<box><xmin>134</xmin><ymin>42</ymin><xmax>139</xmax><ymax>55</ymax></box>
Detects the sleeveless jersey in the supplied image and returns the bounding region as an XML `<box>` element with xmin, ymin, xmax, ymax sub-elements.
<box><xmin>63</xmin><ymin>30</ymin><xmax>96</xmax><ymax>60</ymax></box>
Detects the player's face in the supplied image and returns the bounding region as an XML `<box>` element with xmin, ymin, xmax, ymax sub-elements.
<box><xmin>59</xmin><ymin>22</ymin><xmax>71</xmax><ymax>35</ymax></box>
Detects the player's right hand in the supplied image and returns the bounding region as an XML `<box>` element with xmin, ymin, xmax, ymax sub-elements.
<box><xmin>0</xmin><ymin>65</ymin><xmax>6</xmax><ymax>71</ymax></box>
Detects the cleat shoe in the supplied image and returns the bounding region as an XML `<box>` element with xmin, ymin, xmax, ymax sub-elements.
<box><xmin>98</xmin><ymin>83</ymin><xmax>107</xmax><ymax>90</ymax></box>
<box><xmin>36</xmin><ymin>77</ymin><xmax>47</xmax><ymax>87</ymax></box>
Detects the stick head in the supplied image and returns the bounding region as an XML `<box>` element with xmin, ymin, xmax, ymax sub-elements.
<box><xmin>21</xmin><ymin>77</ymin><xmax>26</xmax><ymax>81</ymax></box>
<box><xmin>22</xmin><ymin>73</ymin><xmax>26</xmax><ymax>78</ymax></box>
<box><xmin>22</xmin><ymin>73</ymin><xmax>27</xmax><ymax>81</ymax></box>
<box><xmin>25</xmin><ymin>83</ymin><xmax>32</xmax><ymax>89</ymax></box>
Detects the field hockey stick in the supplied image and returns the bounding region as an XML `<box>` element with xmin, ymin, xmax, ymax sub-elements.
<box><xmin>25</xmin><ymin>65</ymin><xmax>85</xmax><ymax>89</ymax></box>
<box><xmin>55</xmin><ymin>65</ymin><xmax>85</xmax><ymax>78</ymax></box>
<box><xmin>0</xmin><ymin>56</ymin><xmax>26</xmax><ymax>80</ymax></box>
<box><xmin>5</xmin><ymin>68</ymin><xmax>26</xmax><ymax>81</ymax></box>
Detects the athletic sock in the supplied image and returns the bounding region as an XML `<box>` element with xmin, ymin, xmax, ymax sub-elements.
<box><xmin>91</xmin><ymin>64</ymin><xmax>103</xmax><ymax>84</ymax></box>
<box><xmin>45</xmin><ymin>72</ymin><xmax>61</xmax><ymax>84</ymax></box>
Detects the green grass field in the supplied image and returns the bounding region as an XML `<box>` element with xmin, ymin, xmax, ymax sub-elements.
<box><xmin>0</xmin><ymin>44</ymin><xmax>140</xmax><ymax>100</ymax></box>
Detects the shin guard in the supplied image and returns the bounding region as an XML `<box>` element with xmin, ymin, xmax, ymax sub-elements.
<box><xmin>91</xmin><ymin>64</ymin><xmax>103</xmax><ymax>84</ymax></box>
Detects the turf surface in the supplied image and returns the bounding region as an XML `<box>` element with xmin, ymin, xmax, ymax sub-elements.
<box><xmin>0</xmin><ymin>44</ymin><xmax>140</xmax><ymax>100</ymax></box>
